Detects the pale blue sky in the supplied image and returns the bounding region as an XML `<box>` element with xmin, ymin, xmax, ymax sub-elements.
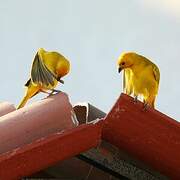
<box><xmin>0</xmin><ymin>0</ymin><xmax>179</xmax><ymax>120</ymax></box>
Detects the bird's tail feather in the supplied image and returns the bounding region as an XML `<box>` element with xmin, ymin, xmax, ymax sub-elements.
<box><xmin>17</xmin><ymin>95</ymin><xmax>30</xmax><ymax>109</ymax></box>
<box><xmin>17</xmin><ymin>86</ymin><xmax>39</xmax><ymax>109</ymax></box>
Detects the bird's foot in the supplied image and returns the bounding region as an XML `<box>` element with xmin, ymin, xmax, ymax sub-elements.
<box><xmin>47</xmin><ymin>89</ymin><xmax>62</xmax><ymax>97</ymax></box>
<box><xmin>40</xmin><ymin>90</ymin><xmax>51</xmax><ymax>95</ymax></box>
<box><xmin>52</xmin><ymin>89</ymin><xmax>62</xmax><ymax>93</ymax></box>
<box><xmin>143</xmin><ymin>102</ymin><xmax>149</xmax><ymax>111</ymax></box>
<box><xmin>133</xmin><ymin>96</ymin><xmax>138</xmax><ymax>104</ymax></box>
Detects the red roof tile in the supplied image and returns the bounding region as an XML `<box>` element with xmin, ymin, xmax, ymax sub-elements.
<box><xmin>0</xmin><ymin>93</ymin><xmax>76</xmax><ymax>155</ymax></box>
<box><xmin>0</xmin><ymin>93</ymin><xmax>179</xmax><ymax>179</ymax></box>
<box><xmin>0</xmin><ymin>102</ymin><xmax>15</xmax><ymax>117</ymax></box>
<box><xmin>103</xmin><ymin>93</ymin><xmax>180</xmax><ymax>179</ymax></box>
<box><xmin>0</xmin><ymin>121</ymin><xmax>102</xmax><ymax>179</ymax></box>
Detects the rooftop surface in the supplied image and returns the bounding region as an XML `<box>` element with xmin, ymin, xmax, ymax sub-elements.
<box><xmin>0</xmin><ymin>93</ymin><xmax>179</xmax><ymax>179</ymax></box>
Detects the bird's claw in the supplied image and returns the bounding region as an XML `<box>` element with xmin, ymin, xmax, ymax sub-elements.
<box><xmin>143</xmin><ymin>102</ymin><xmax>149</xmax><ymax>111</ymax></box>
<box><xmin>133</xmin><ymin>96</ymin><xmax>138</xmax><ymax>104</ymax></box>
<box><xmin>47</xmin><ymin>89</ymin><xmax>62</xmax><ymax>97</ymax></box>
<box><xmin>52</xmin><ymin>89</ymin><xmax>62</xmax><ymax>93</ymax></box>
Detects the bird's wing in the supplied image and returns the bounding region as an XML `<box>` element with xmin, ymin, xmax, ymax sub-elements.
<box><xmin>152</xmin><ymin>65</ymin><xmax>160</xmax><ymax>83</ymax></box>
<box><xmin>31</xmin><ymin>53</ymin><xmax>57</xmax><ymax>86</ymax></box>
<box><xmin>123</xmin><ymin>69</ymin><xmax>133</xmax><ymax>95</ymax></box>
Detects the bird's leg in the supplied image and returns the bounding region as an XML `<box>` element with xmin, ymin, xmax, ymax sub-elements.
<box><xmin>50</xmin><ymin>89</ymin><xmax>62</xmax><ymax>95</ymax></box>
<box><xmin>143</xmin><ymin>102</ymin><xmax>149</xmax><ymax>111</ymax></box>
<box><xmin>52</xmin><ymin>89</ymin><xmax>62</xmax><ymax>93</ymax></box>
<box><xmin>143</xmin><ymin>95</ymin><xmax>155</xmax><ymax>110</ymax></box>
<box><xmin>46</xmin><ymin>89</ymin><xmax>62</xmax><ymax>97</ymax></box>
<box><xmin>40</xmin><ymin>90</ymin><xmax>51</xmax><ymax>95</ymax></box>
<box><xmin>133</xmin><ymin>96</ymin><xmax>138</xmax><ymax>103</ymax></box>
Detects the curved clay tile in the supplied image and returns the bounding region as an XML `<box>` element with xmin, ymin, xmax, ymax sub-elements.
<box><xmin>73</xmin><ymin>102</ymin><xmax>106</xmax><ymax>124</ymax></box>
<box><xmin>0</xmin><ymin>92</ymin><xmax>77</xmax><ymax>155</ymax></box>
<box><xmin>0</xmin><ymin>102</ymin><xmax>15</xmax><ymax>117</ymax></box>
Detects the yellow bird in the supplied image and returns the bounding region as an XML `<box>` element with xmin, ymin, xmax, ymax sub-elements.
<box><xmin>17</xmin><ymin>48</ymin><xmax>70</xmax><ymax>109</ymax></box>
<box><xmin>117</xmin><ymin>52</ymin><xmax>160</xmax><ymax>108</ymax></box>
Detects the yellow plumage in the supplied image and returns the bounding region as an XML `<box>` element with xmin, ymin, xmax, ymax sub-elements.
<box><xmin>17</xmin><ymin>48</ymin><xmax>70</xmax><ymax>109</ymax></box>
<box><xmin>117</xmin><ymin>52</ymin><xmax>160</xmax><ymax>108</ymax></box>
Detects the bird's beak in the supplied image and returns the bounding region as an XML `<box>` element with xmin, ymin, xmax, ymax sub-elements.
<box><xmin>59</xmin><ymin>79</ymin><xmax>64</xmax><ymax>84</ymax></box>
<box><xmin>57</xmin><ymin>77</ymin><xmax>64</xmax><ymax>84</ymax></box>
<box><xmin>118</xmin><ymin>67</ymin><xmax>122</xmax><ymax>73</ymax></box>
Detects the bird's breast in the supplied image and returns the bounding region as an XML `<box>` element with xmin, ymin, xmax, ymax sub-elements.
<box><xmin>131</xmin><ymin>67</ymin><xmax>157</xmax><ymax>95</ymax></box>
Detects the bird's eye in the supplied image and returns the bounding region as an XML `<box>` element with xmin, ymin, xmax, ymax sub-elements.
<box><xmin>121</xmin><ymin>62</ymin><xmax>125</xmax><ymax>65</ymax></box>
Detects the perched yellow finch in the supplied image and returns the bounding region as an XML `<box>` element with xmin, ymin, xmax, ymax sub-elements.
<box><xmin>117</xmin><ymin>52</ymin><xmax>160</xmax><ymax>108</ymax></box>
<box><xmin>17</xmin><ymin>48</ymin><xmax>70</xmax><ymax>109</ymax></box>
